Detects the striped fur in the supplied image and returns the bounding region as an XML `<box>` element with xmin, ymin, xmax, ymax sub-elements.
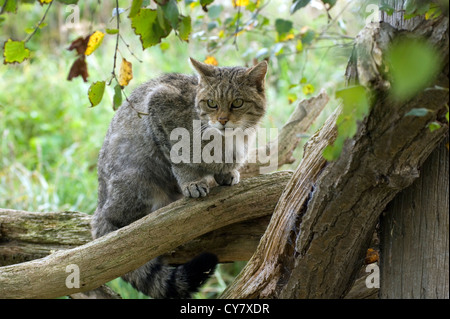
<box><xmin>91</xmin><ymin>58</ymin><xmax>267</xmax><ymax>298</ymax></box>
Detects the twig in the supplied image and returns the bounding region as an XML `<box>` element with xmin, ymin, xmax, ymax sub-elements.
<box><xmin>208</xmin><ymin>0</ymin><xmax>270</xmax><ymax>55</ymax></box>
<box><xmin>0</xmin><ymin>0</ymin><xmax>8</xmax><ymax>15</ymax></box>
<box><xmin>23</xmin><ymin>0</ymin><xmax>53</xmax><ymax>44</ymax></box>
<box><xmin>119</xmin><ymin>34</ymin><xmax>143</xmax><ymax>63</ymax></box>
<box><xmin>108</xmin><ymin>0</ymin><xmax>121</xmax><ymax>86</ymax></box>
<box><xmin>232</xmin><ymin>5</ymin><xmax>242</xmax><ymax>50</ymax></box>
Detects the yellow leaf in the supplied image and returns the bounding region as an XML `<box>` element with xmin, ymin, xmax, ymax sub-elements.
<box><xmin>279</xmin><ymin>33</ymin><xmax>294</xmax><ymax>42</ymax></box>
<box><xmin>296</xmin><ymin>39</ymin><xmax>303</xmax><ymax>52</ymax></box>
<box><xmin>85</xmin><ymin>31</ymin><xmax>105</xmax><ymax>56</ymax></box>
<box><xmin>232</xmin><ymin>0</ymin><xmax>249</xmax><ymax>7</ymax></box>
<box><xmin>288</xmin><ymin>93</ymin><xmax>297</xmax><ymax>104</ymax></box>
<box><xmin>39</xmin><ymin>0</ymin><xmax>53</xmax><ymax>4</ymax></box>
<box><xmin>302</xmin><ymin>83</ymin><xmax>315</xmax><ymax>95</ymax></box>
<box><xmin>119</xmin><ymin>58</ymin><xmax>133</xmax><ymax>87</ymax></box>
<box><xmin>204</xmin><ymin>56</ymin><xmax>218</xmax><ymax>66</ymax></box>
<box><xmin>235</xmin><ymin>29</ymin><xmax>245</xmax><ymax>37</ymax></box>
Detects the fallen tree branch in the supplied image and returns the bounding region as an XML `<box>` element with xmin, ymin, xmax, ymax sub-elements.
<box><xmin>0</xmin><ymin>209</ymin><xmax>273</xmax><ymax>266</ymax></box>
<box><xmin>0</xmin><ymin>171</ymin><xmax>292</xmax><ymax>299</ymax></box>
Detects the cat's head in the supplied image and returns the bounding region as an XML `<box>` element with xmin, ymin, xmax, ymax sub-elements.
<box><xmin>190</xmin><ymin>58</ymin><xmax>267</xmax><ymax>133</ymax></box>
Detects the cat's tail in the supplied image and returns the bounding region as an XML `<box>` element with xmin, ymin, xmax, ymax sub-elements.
<box><xmin>122</xmin><ymin>253</ymin><xmax>218</xmax><ymax>299</ymax></box>
<box><xmin>91</xmin><ymin>210</ymin><xmax>218</xmax><ymax>298</ymax></box>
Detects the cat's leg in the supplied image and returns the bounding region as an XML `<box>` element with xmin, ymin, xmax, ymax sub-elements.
<box><xmin>214</xmin><ymin>169</ymin><xmax>240</xmax><ymax>186</ymax></box>
<box><xmin>122</xmin><ymin>253</ymin><xmax>218</xmax><ymax>299</ymax></box>
<box><xmin>171</xmin><ymin>164</ymin><xmax>214</xmax><ymax>198</ymax></box>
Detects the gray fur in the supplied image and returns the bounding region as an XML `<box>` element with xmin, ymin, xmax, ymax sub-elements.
<box><xmin>91</xmin><ymin>58</ymin><xmax>267</xmax><ymax>298</ymax></box>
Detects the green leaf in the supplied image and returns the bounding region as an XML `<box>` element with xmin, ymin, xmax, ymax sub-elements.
<box><xmin>106</xmin><ymin>28</ymin><xmax>119</xmax><ymax>34</ymax></box>
<box><xmin>88</xmin><ymin>81</ymin><xmax>106</xmax><ymax>107</ymax></box>
<box><xmin>275</xmin><ymin>18</ymin><xmax>293</xmax><ymax>37</ymax></box>
<box><xmin>177</xmin><ymin>15</ymin><xmax>191</xmax><ymax>42</ymax></box>
<box><xmin>336</xmin><ymin>85</ymin><xmax>370</xmax><ymax>121</ymax></box>
<box><xmin>379</xmin><ymin>3</ymin><xmax>395</xmax><ymax>16</ymax></box>
<box><xmin>387</xmin><ymin>38</ymin><xmax>440</xmax><ymax>101</ymax></box>
<box><xmin>0</xmin><ymin>0</ymin><xmax>17</xmax><ymax>13</ymax></box>
<box><xmin>208</xmin><ymin>4</ymin><xmax>223</xmax><ymax>19</ymax></box>
<box><xmin>322</xmin><ymin>0</ymin><xmax>336</xmax><ymax>8</ymax></box>
<box><xmin>427</xmin><ymin>121</ymin><xmax>441</xmax><ymax>132</ymax></box>
<box><xmin>325</xmin><ymin>85</ymin><xmax>370</xmax><ymax>161</ymax></box>
<box><xmin>3</xmin><ymin>39</ymin><xmax>30</xmax><ymax>64</ymax></box>
<box><xmin>129</xmin><ymin>0</ymin><xmax>143</xmax><ymax>18</ymax></box>
<box><xmin>290</xmin><ymin>0</ymin><xmax>310</xmax><ymax>14</ymax></box>
<box><xmin>323</xmin><ymin>135</ymin><xmax>345</xmax><ymax>161</ymax></box>
<box><xmin>301</xmin><ymin>29</ymin><xmax>316</xmax><ymax>44</ymax></box>
<box><xmin>113</xmin><ymin>84</ymin><xmax>123</xmax><ymax>111</ymax></box>
<box><xmin>159</xmin><ymin>42</ymin><xmax>170</xmax><ymax>51</ymax></box>
<box><xmin>131</xmin><ymin>8</ymin><xmax>172</xmax><ymax>49</ymax></box>
<box><xmin>56</xmin><ymin>0</ymin><xmax>79</xmax><ymax>4</ymax></box>
<box><xmin>404</xmin><ymin>108</ymin><xmax>431</xmax><ymax>117</ymax></box>
<box><xmin>162</xmin><ymin>0</ymin><xmax>179</xmax><ymax>29</ymax></box>
<box><xmin>200</xmin><ymin>0</ymin><xmax>214</xmax><ymax>7</ymax></box>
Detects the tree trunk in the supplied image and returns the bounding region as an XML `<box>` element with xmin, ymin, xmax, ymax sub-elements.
<box><xmin>380</xmin><ymin>137</ymin><xmax>449</xmax><ymax>298</ymax></box>
<box><xmin>377</xmin><ymin>0</ymin><xmax>450</xmax><ymax>300</ymax></box>
<box><xmin>221</xmin><ymin>14</ymin><xmax>449</xmax><ymax>298</ymax></box>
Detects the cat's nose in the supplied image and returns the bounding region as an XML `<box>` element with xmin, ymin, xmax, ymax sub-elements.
<box><xmin>218</xmin><ymin>117</ymin><xmax>229</xmax><ymax>125</ymax></box>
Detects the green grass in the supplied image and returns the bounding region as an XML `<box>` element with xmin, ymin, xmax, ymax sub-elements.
<box><xmin>0</xmin><ymin>0</ymin><xmax>365</xmax><ymax>298</ymax></box>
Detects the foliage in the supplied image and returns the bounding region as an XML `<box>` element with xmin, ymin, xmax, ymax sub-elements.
<box><xmin>1</xmin><ymin>0</ymin><xmax>358</xmax><ymax>111</ymax></box>
<box><xmin>323</xmin><ymin>85</ymin><xmax>370</xmax><ymax>161</ymax></box>
<box><xmin>386</xmin><ymin>37</ymin><xmax>441</xmax><ymax>101</ymax></box>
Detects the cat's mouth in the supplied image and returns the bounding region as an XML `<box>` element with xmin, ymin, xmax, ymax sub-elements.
<box><xmin>210</xmin><ymin>122</ymin><xmax>240</xmax><ymax>136</ymax></box>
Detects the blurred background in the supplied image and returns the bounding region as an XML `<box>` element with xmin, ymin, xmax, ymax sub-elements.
<box><xmin>0</xmin><ymin>0</ymin><xmax>368</xmax><ymax>298</ymax></box>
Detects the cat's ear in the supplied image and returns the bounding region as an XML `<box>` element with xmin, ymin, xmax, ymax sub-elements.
<box><xmin>189</xmin><ymin>57</ymin><xmax>215</xmax><ymax>79</ymax></box>
<box><xmin>245</xmin><ymin>60</ymin><xmax>268</xmax><ymax>92</ymax></box>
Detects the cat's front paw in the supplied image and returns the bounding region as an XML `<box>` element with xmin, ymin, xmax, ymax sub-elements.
<box><xmin>214</xmin><ymin>170</ymin><xmax>240</xmax><ymax>186</ymax></box>
<box><xmin>181</xmin><ymin>180</ymin><xmax>210</xmax><ymax>198</ymax></box>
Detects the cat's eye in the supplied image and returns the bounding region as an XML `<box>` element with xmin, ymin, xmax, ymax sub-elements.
<box><xmin>207</xmin><ymin>99</ymin><xmax>217</xmax><ymax>108</ymax></box>
<box><xmin>231</xmin><ymin>98</ymin><xmax>244</xmax><ymax>108</ymax></box>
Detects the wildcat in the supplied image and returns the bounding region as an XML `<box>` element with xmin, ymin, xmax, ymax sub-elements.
<box><xmin>91</xmin><ymin>58</ymin><xmax>268</xmax><ymax>298</ymax></box>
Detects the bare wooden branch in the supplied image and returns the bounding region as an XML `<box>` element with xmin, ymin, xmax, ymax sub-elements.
<box><xmin>0</xmin><ymin>210</ymin><xmax>91</xmax><ymax>266</ymax></box>
<box><xmin>0</xmin><ymin>209</ymin><xmax>273</xmax><ymax>266</ymax></box>
<box><xmin>0</xmin><ymin>171</ymin><xmax>291</xmax><ymax>299</ymax></box>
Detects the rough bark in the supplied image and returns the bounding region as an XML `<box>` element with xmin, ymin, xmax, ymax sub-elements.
<box><xmin>0</xmin><ymin>210</ymin><xmax>92</xmax><ymax>266</ymax></box>
<box><xmin>0</xmin><ymin>208</ymin><xmax>272</xmax><ymax>266</ymax></box>
<box><xmin>380</xmin><ymin>136</ymin><xmax>449</xmax><ymax>298</ymax></box>
<box><xmin>221</xmin><ymin>17</ymin><xmax>449</xmax><ymax>299</ymax></box>
<box><xmin>0</xmin><ymin>171</ymin><xmax>292</xmax><ymax>299</ymax></box>
<box><xmin>377</xmin><ymin>0</ymin><xmax>450</xmax><ymax>300</ymax></box>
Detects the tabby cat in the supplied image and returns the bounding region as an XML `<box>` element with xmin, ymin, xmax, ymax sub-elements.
<box><xmin>91</xmin><ymin>58</ymin><xmax>268</xmax><ymax>298</ymax></box>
